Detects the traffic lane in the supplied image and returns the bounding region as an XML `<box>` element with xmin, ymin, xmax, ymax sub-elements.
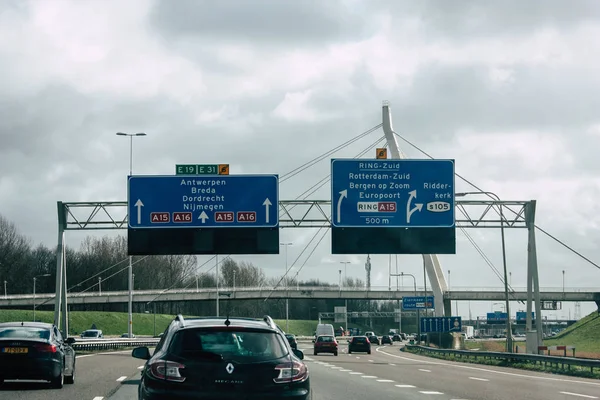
<box><xmin>372</xmin><ymin>345</ymin><xmax>600</xmax><ymax>399</ymax></box>
<box><xmin>303</xmin><ymin>354</ymin><xmax>436</xmax><ymax>400</ymax></box>
<box><xmin>309</xmin><ymin>349</ymin><xmax>465</xmax><ymax>398</ymax></box>
<box><xmin>107</xmin><ymin>358</ymin><xmax>429</xmax><ymax>400</ymax></box>
<box><xmin>310</xmin><ymin>344</ymin><xmax>600</xmax><ymax>400</ymax></box>
<box><xmin>0</xmin><ymin>350</ymin><xmax>145</xmax><ymax>400</ymax></box>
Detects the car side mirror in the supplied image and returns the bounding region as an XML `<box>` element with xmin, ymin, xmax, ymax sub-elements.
<box><xmin>65</xmin><ymin>337</ymin><xmax>76</xmax><ymax>345</ymax></box>
<box><xmin>312</xmin><ymin>339</ymin><xmax>315</xmax><ymax>343</ymax></box>
<box><xmin>293</xmin><ymin>349</ymin><xmax>304</xmax><ymax>360</ymax></box>
<box><xmin>132</xmin><ymin>346</ymin><xmax>151</xmax><ymax>360</ymax></box>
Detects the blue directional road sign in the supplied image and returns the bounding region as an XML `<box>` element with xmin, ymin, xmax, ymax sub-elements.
<box><xmin>127</xmin><ymin>175</ymin><xmax>279</xmax><ymax>229</ymax></box>
<box><xmin>420</xmin><ymin>316</ymin><xmax>462</xmax><ymax>333</ymax></box>
<box><xmin>402</xmin><ymin>296</ymin><xmax>435</xmax><ymax>310</ymax></box>
<box><xmin>331</xmin><ymin>159</ymin><xmax>455</xmax><ymax>228</ymax></box>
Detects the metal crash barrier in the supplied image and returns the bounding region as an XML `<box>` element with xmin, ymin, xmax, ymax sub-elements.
<box><xmin>404</xmin><ymin>345</ymin><xmax>600</xmax><ymax>374</ymax></box>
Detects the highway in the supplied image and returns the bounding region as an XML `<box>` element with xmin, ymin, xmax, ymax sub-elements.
<box><xmin>3</xmin><ymin>342</ymin><xmax>599</xmax><ymax>399</ymax></box>
<box><xmin>0</xmin><ymin>350</ymin><xmax>143</xmax><ymax>400</ymax></box>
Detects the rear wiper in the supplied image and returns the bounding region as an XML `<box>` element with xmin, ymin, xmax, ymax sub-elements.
<box><xmin>183</xmin><ymin>350</ymin><xmax>224</xmax><ymax>361</ymax></box>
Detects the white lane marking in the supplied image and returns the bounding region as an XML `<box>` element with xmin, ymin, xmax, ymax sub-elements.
<box><xmin>420</xmin><ymin>391</ymin><xmax>444</xmax><ymax>394</ymax></box>
<box><xmin>116</xmin><ymin>376</ymin><xmax>127</xmax><ymax>382</ymax></box>
<box><xmin>137</xmin><ymin>366</ymin><xmax>144</xmax><ymax>369</ymax></box>
<box><xmin>377</xmin><ymin>379</ymin><xmax>394</xmax><ymax>382</ymax></box>
<box><xmin>356</xmin><ymin>356</ymin><xmax>360</xmax><ymax>359</ymax></box>
<box><xmin>560</xmin><ymin>392</ymin><xmax>598</xmax><ymax>399</ymax></box>
<box><xmin>76</xmin><ymin>354</ymin><xmax>95</xmax><ymax>359</ymax></box>
<box><xmin>340</xmin><ymin>369</ymin><xmax>352</xmax><ymax>372</ymax></box>
<box><xmin>375</xmin><ymin>347</ymin><xmax>600</xmax><ymax>387</ymax></box>
<box><xmin>361</xmin><ymin>375</ymin><xmax>377</xmax><ymax>378</ymax></box>
<box><xmin>92</xmin><ymin>397</ymin><xmax>104</xmax><ymax>400</ymax></box>
<box><xmin>349</xmin><ymin>372</ymin><xmax>363</xmax><ymax>375</ymax></box>
<box><xmin>368</xmin><ymin>359</ymin><xmax>374</xmax><ymax>362</ymax></box>
<box><xmin>396</xmin><ymin>384</ymin><xmax>416</xmax><ymax>388</ymax></box>
<box><xmin>469</xmin><ymin>377</ymin><xmax>489</xmax><ymax>381</ymax></box>
<box><xmin>419</xmin><ymin>369</ymin><xmax>431</xmax><ymax>372</ymax></box>
<box><xmin>389</xmin><ymin>363</ymin><xmax>396</xmax><ymax>366</ymax></box>
<box><xmin>331</xmin><ymin>366</ymin><xmax>343</xmax><ymax>369</ymax></box>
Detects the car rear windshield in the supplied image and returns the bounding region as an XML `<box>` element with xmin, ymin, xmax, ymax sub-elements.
<box><xmin>353</xmin><ymin>337</ymin><xmax>367</xmax><ymax>343</ymax></box>
<box><xmin>169</xmin><ymin>328</ymin><xmax>288</xmax><ymax>362</ymax></box>
<box><xmin>0</xmin><ymin>327</ymin><xmax>50</xmax><ymax>340</ymax></box>
<box><xmin>82</xmin><ymin>331</ymin><xmax>100</xmax><ymax>337</ymax></box>
<box><xmin>318</xmin><ymin>336</ymin><xmax>334</xmax><ymax>342</ymax></box>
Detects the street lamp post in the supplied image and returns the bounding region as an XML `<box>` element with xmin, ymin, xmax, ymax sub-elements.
<box><xmin>394</xmin><ymin>272</ymin><xmax>419</xmax><ymax>342</ymax></box>
<box><xmin>340</xmin><ymin>261</ymin><xmax>351</xmax><ymax>333</ymax></box>
<box><xmin>98</xmin><ymin>277</ymin><xmax>102</xmax><ymax>295</ymax></box>
<box><xmin>33</xmin><ymin>274</ymin><xmax>51</xmax><ymax>321</ymax></box>
<box><xmin>4</xmin><ymin>280</ymin><xmax>6</xmax><ymax>299</ymax></box>
<box><xmin>562</xmin><ymin>270</ymin><xmax>565</xmax><ymax>293</ymax></box>
<box><xmin>457</xmin><ymin>191</ymin><xmax>512</xmax><ymax>352</ymax></box>
<box><xmin>280</xmin><ymin>242</ymin><xmax>292</xmax><ymax>332</ymax></box>
<box><xmin>116</xmin><ymin>131</ymin><xmax>146</xmax><ymax>340</ymax></box>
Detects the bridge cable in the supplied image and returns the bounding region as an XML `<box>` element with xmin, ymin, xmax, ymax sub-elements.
<box><xmin>265</xmin><ymin>136</ymin><xmax>386</xmax><ymax>301</ymax></box>
<box><xmin>280</xmin><ymin>135</ymin><xmax>387</xmax><ymax>218</ymax></box>
<box><xmin>393</xmin><ymin>131</ymin><xmax>600</xmax><ymax>271</ymax></box>
<box><xmin>279</xmin><ymin>124</ymin><xmax>382</xmax><ymax>183</ymax></box>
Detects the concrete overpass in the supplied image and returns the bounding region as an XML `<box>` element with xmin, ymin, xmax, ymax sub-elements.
<box><xmin>2</xmin><ymin>286</ymin><xmax>599</xmax><ymax>307</ymax></box>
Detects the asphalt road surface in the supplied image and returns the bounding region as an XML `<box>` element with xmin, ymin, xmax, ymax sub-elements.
<box><xmin>0</xmin><ymin>350</ymin><xmax>143</xmax><ymax>400</ymax></box>
<box><xmin>4</xmin><ymin>343</ymin><xmax>600</xmax><ymax>399</ymax></box>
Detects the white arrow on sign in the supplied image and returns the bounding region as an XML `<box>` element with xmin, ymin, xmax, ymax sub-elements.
<box><xmin>263</xmin><ymin>198</ymin><xmax>272</xmax><ymax>223</ymax></box>
<box><xmin>199</xmin><ymin>211</ymin><xmax>209</xmax><ymax>223</ymax></box>
<box><xmin>336</xmin><ymin>189</ymin><xmax>347</xmax><ymax>223</ymax></box>
<box><xmin>134</xmin><ymin>199</ymin><xmax>144</xmax><ymax>224</ymax></box>
<box><xmin>406</xmin><ymin>190</ymin><xmax>423</xmax><ymax>223</ymax></box>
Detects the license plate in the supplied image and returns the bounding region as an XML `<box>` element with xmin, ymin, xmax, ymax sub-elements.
<box><xmin>3</xmin><ymin>347</ymin><xmax>28</xmax><ymax>354</ymax></box>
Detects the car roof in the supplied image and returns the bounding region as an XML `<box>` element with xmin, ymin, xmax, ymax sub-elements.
<box><xmin>172</xmin><ymin>316</ymin><xmax>282</xmax><ymax>334</ymax></box>
<box><xmin>0</xmin><ymin>322</ymin><xmax>53</xmax><ymax>329</ymax></box>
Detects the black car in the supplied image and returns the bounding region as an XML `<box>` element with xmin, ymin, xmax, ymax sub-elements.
<box><xmin>285</xmin><ymin>334</ymin><xmax>298</xmax><ymax>350</ymax></box>
<box><xmin>348</xmin><ymin>336</ymin><xmax>371</xmax><ymax>354</ymax></box>
<box><xmin>392</xmin><ymin>334</ymin><xmax>402</xmax><ymax>342</ymax></box>
<box><xmin>0</xmin><ymin>321</ymin><xmax>76</xmax><ymax>388</ymax></box>
<box><xmin>366</xmin><ymin>334</ymin><xmax>380</xmax><ymax>345</ymax></box>
<box><xmin>381</xmin><ymin>335</ymin><xmax>393</xmax><ymax>345</ymax></box>
<box><xmin>132</xmin><ymin>315</ymin><xmax>310</xmax><ymax>400</ymax></box>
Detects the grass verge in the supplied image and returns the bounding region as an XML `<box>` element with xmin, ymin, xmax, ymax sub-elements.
<box><xmin>0</xmin><ymin>309</ymin><xmax>369</xmax><ymax>337</ymax></box>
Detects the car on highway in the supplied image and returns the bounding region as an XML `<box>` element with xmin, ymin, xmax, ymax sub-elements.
<box><xmin>348</xmin><ymin>336</ymin><xmax>371</xmax><ymax>354</ymax></box>
<box><xmin>365</xmin><ymin>332</ymin><xmax>380</xmax><ymax>345</ymax></box>
<box><xmin>132</xmin><ymin>315</ymin><xmax>310</xmax><ymax>400</ymax></box>
<box><xmin>0</xmin><ymin>321</ymin><xmax>76</xmax><ymax>388</ymax></box>
<box><xmin>80</xmin><ymin>329</ymin><xmax>103</xmax><ymax>339</ymax></box>
<box><xmin>381</xmin><ymin>334</ymin><xmax>393</xmax><ymax>345</ymax></box>
<box><xmin>285</xmin><ymin>333</ymin><xmax>298</xmax><ymax>350</ymax></box>
<box><xmin>313</xmin><ymin>335</ymin><xmax>338</xmax><ymax>356</ymax></box>
<box><xmin>392</xmin><ymin>333</ymin><xmax>402</xmax><ymax>342</ymax></box>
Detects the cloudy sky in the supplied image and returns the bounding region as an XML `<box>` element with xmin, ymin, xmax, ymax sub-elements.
<box><xmin>1</xmin><ymin>0</ymin><xmax>599</xmax><ymax>319</ymax></box>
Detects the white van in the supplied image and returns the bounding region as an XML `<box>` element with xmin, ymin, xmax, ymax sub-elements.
<box><xmin>315</xmin><ymin>323</ymin><xmax>335</xmax><ymax>338</ymax></box>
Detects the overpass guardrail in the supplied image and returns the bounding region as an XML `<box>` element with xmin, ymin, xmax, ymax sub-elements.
<box><xmin>404</xmin><ymin>345</ymin><xmax>600</xmax><ymax>375</ymax></box>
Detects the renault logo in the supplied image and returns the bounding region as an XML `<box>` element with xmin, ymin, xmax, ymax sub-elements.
<box><xmin>225</xmin><ymin>363</ymin><xmax>234</xmax><ymax>374</ymax></box>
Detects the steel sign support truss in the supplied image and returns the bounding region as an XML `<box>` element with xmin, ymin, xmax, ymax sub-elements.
<box><xmin>59</xmin><ymin>200</ymin><xmax>529</xmax><ymax>230</ymax></box>
<box><xmin>54</xmin><ymin>198</ymin><xmax>535</xmax><ymax>343</ymax></box>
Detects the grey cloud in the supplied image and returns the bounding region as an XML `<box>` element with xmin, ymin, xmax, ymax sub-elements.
<box><xmin>149</xmin><ymin>0</ymin><xmax>378</xmax><ymax>46</ymax></box>
<box><xmin>386</xmin><ymin>64</ymin><xmax>600</xmax><ymax>139</ymax></box>
<box><xmin>373</xmin><ymin>0</ymin><xmax>600</xmax><ymax>38</ymax></box>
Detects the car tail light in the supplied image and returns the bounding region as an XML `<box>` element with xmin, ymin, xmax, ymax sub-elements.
<box><xmin>148</xmin><ymin>359</ymin><xmax>186</xmax><ymax>382</ymax></box>
<box><xmin>273</xmin><ymin>361</ymin><xmax>308</xmax><ymax>384</ymax></box>
<box><xmin>34</xmin><ymin>344</ymin><xmax>57</xmax><ymax>353</ymax></box>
